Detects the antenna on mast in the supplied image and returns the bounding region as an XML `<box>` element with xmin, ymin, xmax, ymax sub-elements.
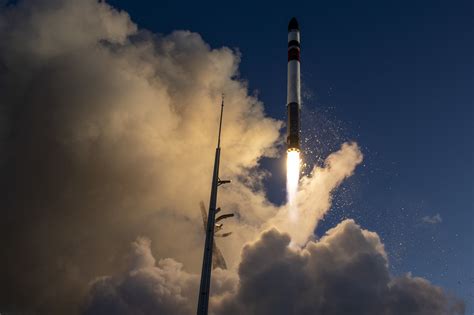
<box><xmin>217</xmin><ymin>94</ymin><xmax>224</xmax><ymax>148</ymax></box>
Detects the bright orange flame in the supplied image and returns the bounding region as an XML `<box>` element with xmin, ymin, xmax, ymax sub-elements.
<box><xmin>286</xmin><ymin>150</ymin><xmax>300</xmax><ymax>219</ymax></box>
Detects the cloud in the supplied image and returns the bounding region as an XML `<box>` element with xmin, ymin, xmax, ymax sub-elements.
<box><xmin>83</xmin><ymin>237</ymin><xmax>201</xmax><ymax>315</ymax></box>
<box><xmin>83</xmin><ymin>237</ymin><xmax>239</xmax><ymax>315</ymax></box>
<box><xmin>214</xmin><ymin>220</ymin><xmax>464</xmax><ymax>315</ymax></box>
<box><xmin>422</xmin><ymin>214</ymin><xmax>443</xmax><ymax>224</ymax></box>
<box><xmin>0</xmin><ymin>0</ymin><xmax>280</xmax><ymax>312</ymax></box>
<box><xmin>84</xmin><ymin>221</ymin><xmax>465</xmax><ymax>315</ymax></box>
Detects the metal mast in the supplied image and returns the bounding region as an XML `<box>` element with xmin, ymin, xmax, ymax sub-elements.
<box><xmin>196</xmin><ymin>95</ymin><xmax>230</xmax><ymax>315</ymax></box>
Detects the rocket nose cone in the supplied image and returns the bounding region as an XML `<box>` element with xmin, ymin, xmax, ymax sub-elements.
<box><xmin>288</xmin><ymin>17</ymin><xmax>299</xmax><ymax>31</ymax></box>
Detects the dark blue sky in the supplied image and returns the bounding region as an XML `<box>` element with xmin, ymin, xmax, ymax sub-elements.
<box><xmin>109</xmin><ymin>0</ymin><xmax>473</xmax><ymax>310</ymax></box>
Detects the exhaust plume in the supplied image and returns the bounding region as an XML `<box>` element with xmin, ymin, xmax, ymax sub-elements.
<box><xmin>286</xmin><ymin>150</ymin><xmax>300</xmax><ymax>219</ymax></box>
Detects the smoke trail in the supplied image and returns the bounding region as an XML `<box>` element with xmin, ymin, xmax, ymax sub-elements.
<box><xmin>286</xmin><ymin>150</ymin><xmax>300</xmax><ymax>219</ymax></box>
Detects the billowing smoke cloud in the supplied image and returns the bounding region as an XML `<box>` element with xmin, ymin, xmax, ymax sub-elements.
<box><xmin>0</xmin><ymin>0</ymin><xmax>281</xmax><ymax>312</ymax></box>
<box><xmin>0</xmin><ymin>0</ymin><xmax>464</xmax><ymax>314</ymax></box>
<box><xmin>83</xmin><ymin>237</ymin><xmax>238</xmax><ymax>315</ymax></box>
<box><xmin>214</xmin><ymin>220</ymin><xmax>464</xmax><ymax>315</ymax></box>
<box><xmin>84</xmin><ymin>221</ymin><xmax>464</xmax><ymax>315</ymax></box>
<box><xmin>83</xmin><ymin>237</ymin><xmax>200</xmax><ymax>315</ymax></box>
<box><xmin>267</xmin><ymin>142</ymin><xmax>363</xmax><ymax>246</ymax></box>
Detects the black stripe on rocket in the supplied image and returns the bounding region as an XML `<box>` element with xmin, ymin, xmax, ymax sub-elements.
<box><xmin>288</xmin><ymin>47</ymin><xmax>300</xmax><ymax>62</ymax></box>
<box><xmin>287</xmin><ymin>102</ymin><xmax>300</xmax><ymax>150</ymax></box>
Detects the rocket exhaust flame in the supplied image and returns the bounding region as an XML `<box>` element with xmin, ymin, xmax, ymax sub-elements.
<box><xmin>286</xmin><ymin>150</ymin><xmax>300</xmax><ymax>219</ymax></box>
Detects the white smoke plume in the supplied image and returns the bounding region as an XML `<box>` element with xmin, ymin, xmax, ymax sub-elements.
<box><xmin>84</xmin><ymin>237</ymin><xmax>201</xmax><ymax>315</ymax></box>
<box><xmin>0</xmin><ymin>0</ymin><xmax>280</xmax><ymax>312</ymax></box>
<box><xmin>0</xmin><ymin>0</ymin><xmax>464</xmax><ymax>314</ymax></box>
<box><xmin>212</xmin><ymin>220</ymin><xmax>465</xmax><ymax>315</ymax></box>
<box><xmin>268</xmin><ymin>142</ymin><xmax>363</xmax><ymax>246</ymax></box>
<box><xmin>84</xmin><ymin>221</ymin><xmax>465</xmax><ymax>315</ymax></box>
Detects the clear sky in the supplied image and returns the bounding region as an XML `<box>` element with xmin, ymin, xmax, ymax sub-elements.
<box><xmin>109</xmin><ymin>0</ymin><xmax>473</xmax><ymax>310</ymax></box>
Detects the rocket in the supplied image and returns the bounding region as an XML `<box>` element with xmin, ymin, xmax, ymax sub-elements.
<box><xmin>287</xmin><ymin>17</ymin><xmax>301</xmax><ymax>152</ymax></box>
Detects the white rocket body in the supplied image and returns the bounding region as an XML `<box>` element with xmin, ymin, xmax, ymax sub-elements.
<box><xmin>287</xmin><ymin>17</ymin><xmax>301</xmax><ymax>152</ymax></box>
<box><xmin>287</xmin><ymin>30</ymin><xmax>301</xmax><ymax>106</ymax></box>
